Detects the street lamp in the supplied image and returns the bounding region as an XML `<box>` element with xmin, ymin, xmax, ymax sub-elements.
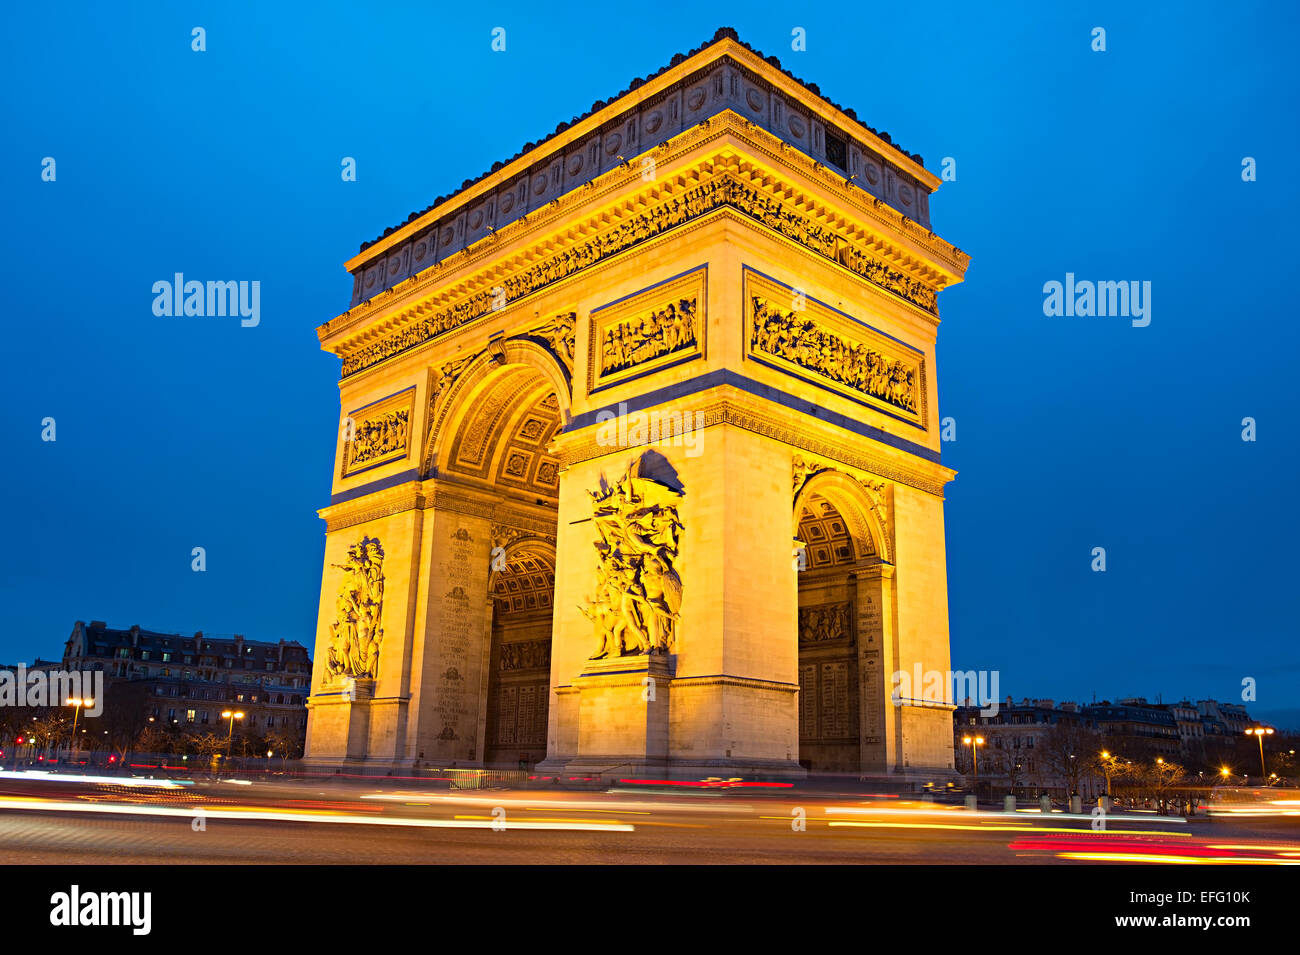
<box><xmin>221</xmin><ymin>710</ymin><xmax>244</xmax><ymax>761</ymax></box>
<box><xmin>961</xmin><ymin>735</ymin><xmax>985</xmax><ymax>780</ymax></box>
<box><xmin>1100</xmin><ymin>750</ymin><xmax>1118</xmax><ymax>797</ymax></box>
<box><xmin>66</xmin><ymin>697</ymin><xmax>93</xmax><ymax>759</ymax></box>
<box><xmin>1245</xmin><ymin>727</ymin><xmax>1274</xmax><ymax>783</ymax></box>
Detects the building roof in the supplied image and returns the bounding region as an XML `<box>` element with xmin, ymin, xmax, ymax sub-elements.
<box><xmin>357</xmin><ymin>26</ymin><xmax>924</xmax><ymax>255</ymax></box>
<box><xmin>72</xmin><ymin>621</ymin><xmax>308</xmax><ymax>655</ymax></box>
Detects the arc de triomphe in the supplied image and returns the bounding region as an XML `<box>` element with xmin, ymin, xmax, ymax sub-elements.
<box><xmin>303</xmin><ymin>28</ymin><xmax>969</xmax><ymax>780</ymax></box>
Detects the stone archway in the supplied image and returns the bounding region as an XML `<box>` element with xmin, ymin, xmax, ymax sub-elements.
<box><xmin>793</xmin><ymin>468</ymin><xmax>896</xmax><ymax>776</ymax></box>
<box><xmin>412</xmin><ymin>360</ymin><xmax>564</xmax><ymax>767</ymax></box>
<box><xmin>422</xmin><ymin>340</ymin><xmax>571</xmax><ymax>480</ymax></box>
<box><xmin>484</xmin><ymin>538</ymin><xmax>556</xmax><ymax>767</ymax></box>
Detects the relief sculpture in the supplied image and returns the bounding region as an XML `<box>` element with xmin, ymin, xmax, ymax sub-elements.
<box><xmin>582</xmin><ymin>457</ymin><xmax>684</xmax><ymax>657</ymax></box>
<box><xmin>799</xmin><ymin>602</ymin><xmax>853</xmax><ymax>644</ymax></box>
<box><xmin>348</xmin><ymin>409</ymin><xmax>409</xmax><ymax>468</ymax></box>
<box><xmin>325</xmin><ymin>536</ymin><xmax>386</xmax><ymax>680</ymax></box>
<box><xmin>751</xmin><ymin>296</ymin><xmax>919</xmax><ymax>414</ymax></box>
<box><xmin>600</xmin><ymin>298</ymin><xmax>697</xmax><ymax>376</ymax></box>
<box><xmin>530</xmin><ymin>312</ymin><xmax>577</xmax><ymax>373</ymax></box>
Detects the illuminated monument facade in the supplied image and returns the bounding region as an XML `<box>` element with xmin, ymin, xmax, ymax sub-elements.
<box><xmin>303</xmin><ymin>29</ymin><xmax>969</xmax><ymax>779</ymax></box>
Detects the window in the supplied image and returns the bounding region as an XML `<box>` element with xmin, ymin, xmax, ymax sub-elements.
<box><xmin>167</xmin><ymin>708</ymin><xmax>176</xmax><ymax>721</ymax></box>
<box><xmin>266</xmin><ymin>662</ymin><xmax>274</xmax><ymax>671</ymax></box>
<box><xmin>824</xmin><ymin>132</ymin><xmax>847</xmax><ymax>170</ymax></box>
<box><xmin>236</xmin><ymin>693</ymin><xmax>245</xmax><ymax>703</ymax></box>
<box><xmin>186</xmin><ymin>709</ymin><xmax>196</xmax><ymax>724</ymax></box>
<box><xmin>161</xmin><ymin>652</ymin><xmax>172</xmax><ymax>663</ymax></box>
<box><xmin>141</xmin><ymin>650</ymin><xmax>150</xmax><ymax>661</ymax></box>
<box><xmin>200</xmin><ymin>711</ymin><xmax>209</xmax><ymax>725</ymax></box>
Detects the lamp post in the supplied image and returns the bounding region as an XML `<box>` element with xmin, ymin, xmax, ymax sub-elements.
<box><xmin>1245</xmin><ymin>727</ymin><xmax>1274</xmax><ymax>783</ymax></box>
<box><xmin>1100</xmin><ymin>750</ymin><xmax>1117</xmax><ymax>797</ymax></box>
<box><xmin>221</xmin><ymin>710</ymin><xmax>244</xmax><ymax>762</ymax></box>
<box><xmin>962</xmin><ymin>735</ymin><xmax>985</xmax><ymax>780</ymax></box>
<box><xmin>66</xmin><ymin>697</ymin><xmax>93</xmax><ymax>760</ymax></box>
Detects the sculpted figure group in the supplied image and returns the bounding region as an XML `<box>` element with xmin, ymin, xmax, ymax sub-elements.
<box><xmin>799</xmin><ymin>602</ymin><xmax>851</xmax><ymax>644</ymax></box>
<box><xmin>751</xmin><ymin>296</ymin><xmax>918</xmax><ymax>413</ymax></box>
<box><xmin>348</xmin><ymin>410</ymin><xmax>409</xmax><ymax>467</ymax></box>
<box><xmin>582</xmin><ymin>462</ymin><xmax>684</xmax><ymax>658</ymax></box>
<box><xmin>601</xmin><ymin>297</ymin><xmax>697</xmax><ymax>375</ymax></box>
<box><xmin>325</xmin><ymin>537</ymin><xmax>386</xmax><ymax>679</ymax></box>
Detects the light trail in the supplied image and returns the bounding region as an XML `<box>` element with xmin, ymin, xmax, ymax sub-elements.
<box><xmin>0</xmin><ymin>796</ymin><xmax>633</xmax><ymax>832</ymax></box>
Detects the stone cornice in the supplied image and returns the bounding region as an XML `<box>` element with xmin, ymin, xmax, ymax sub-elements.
<box><xmin>346</xmin><ymin>37</ymin><xmax>940</xmax><ymax>271</ymax></box>
<box><xmin>320</xmin><ymin>115</ymin><xmax>968</xmax><ymax>376</ymax></box>
<box><xmin>317</xmin><ymin>477</ymin><xmax>559</xmax><ymax>534</ymax></box>
<box><xmin>552</xmin><ymin>384</ymin><xmax>956</xmax><ymax>497</ymax></box>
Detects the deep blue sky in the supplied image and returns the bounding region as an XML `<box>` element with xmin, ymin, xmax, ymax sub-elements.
<box><xmin>3</xmin><ymin>3</ymin><xmax>1297</xmax><ymax>724</ymax></box>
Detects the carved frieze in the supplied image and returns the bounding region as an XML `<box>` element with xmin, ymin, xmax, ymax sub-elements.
<box><xmin>589</xmin><ymin>266</ymin><xmax>706</xmax><ymax>391</ymax></box>
<box><xmin>342</xmin><ymin>388</ymin><xmax>415</xmax><ymax>477</ymax></box>
<box><xmin>746</xmin><ymin>269</ymin><xmax>926</xmax><ymax>426</ymax></box>
<box><xmin>583</xmin><ymin>454</ymin><xmax>684</xmax><ymax>658</ymax></box>
<box><xmin>338</xmin><ymin>174</ymin><xmax>939</xmax><ymax>378</ymax></box>
<box><xmin>498</xmin><ymin>640</ymin><xmax>551</xmax><ymax>672</ymax></box>
<box><xmin>325</xmin><ymin>536</ymin><xmax>386</xmax><ymax>680</ymax></box>
<box><xmin>799</xmin><ymin>602</ymin><xmax>853</xmax><ymax>645</ymax></box>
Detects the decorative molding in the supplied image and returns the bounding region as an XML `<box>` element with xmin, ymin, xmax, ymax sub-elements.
<box><xmin>320</xmin><ymin>485</ymin><xmax>424</xmax><ymax>533</ymax></box>
<box><xmin>332</xmin><ymin>150</ymin><xmax>950</xmax><ymax>379</ymax></box>
<box><xmin>322</xmin><ymin>109</ymin><xmax>967</xmax><ymax>352</ymax></box>
<box><xmin>555</xmin><ymin>391</ymin><xmax>953</xmax><ymax>497</ymax></box>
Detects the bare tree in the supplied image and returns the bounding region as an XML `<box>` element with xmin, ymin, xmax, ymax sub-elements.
<box><xmin>1040</xmin><ymin>722</ymin><xmax>1101</xmax><ymax>796</ymax></box>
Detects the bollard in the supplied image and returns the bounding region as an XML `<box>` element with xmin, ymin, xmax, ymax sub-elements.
<box><xmin>1003</xmin><ymin>794</ymin><xmax>1016</xmax><ymax>812</ymax></box>
<box><xmin>964</xmin><ymin>794</ymin><xmax>977</xmax><ymax>811</ymax></box>
<box><xmin>1039</xmin><ymin>795</ymin><xmax>1052</xmax><ymax>814</ymax></box>
<box><xmin>1069</xmin><ymin>795</ymin><xmax>1082</xmax><ymax>814</ymax></box>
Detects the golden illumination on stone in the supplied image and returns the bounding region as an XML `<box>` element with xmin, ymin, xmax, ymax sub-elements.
<box><xmin>303</xmin><ymin>32</ymin><xmax>969</xmax><ymax>779</ymax></box>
